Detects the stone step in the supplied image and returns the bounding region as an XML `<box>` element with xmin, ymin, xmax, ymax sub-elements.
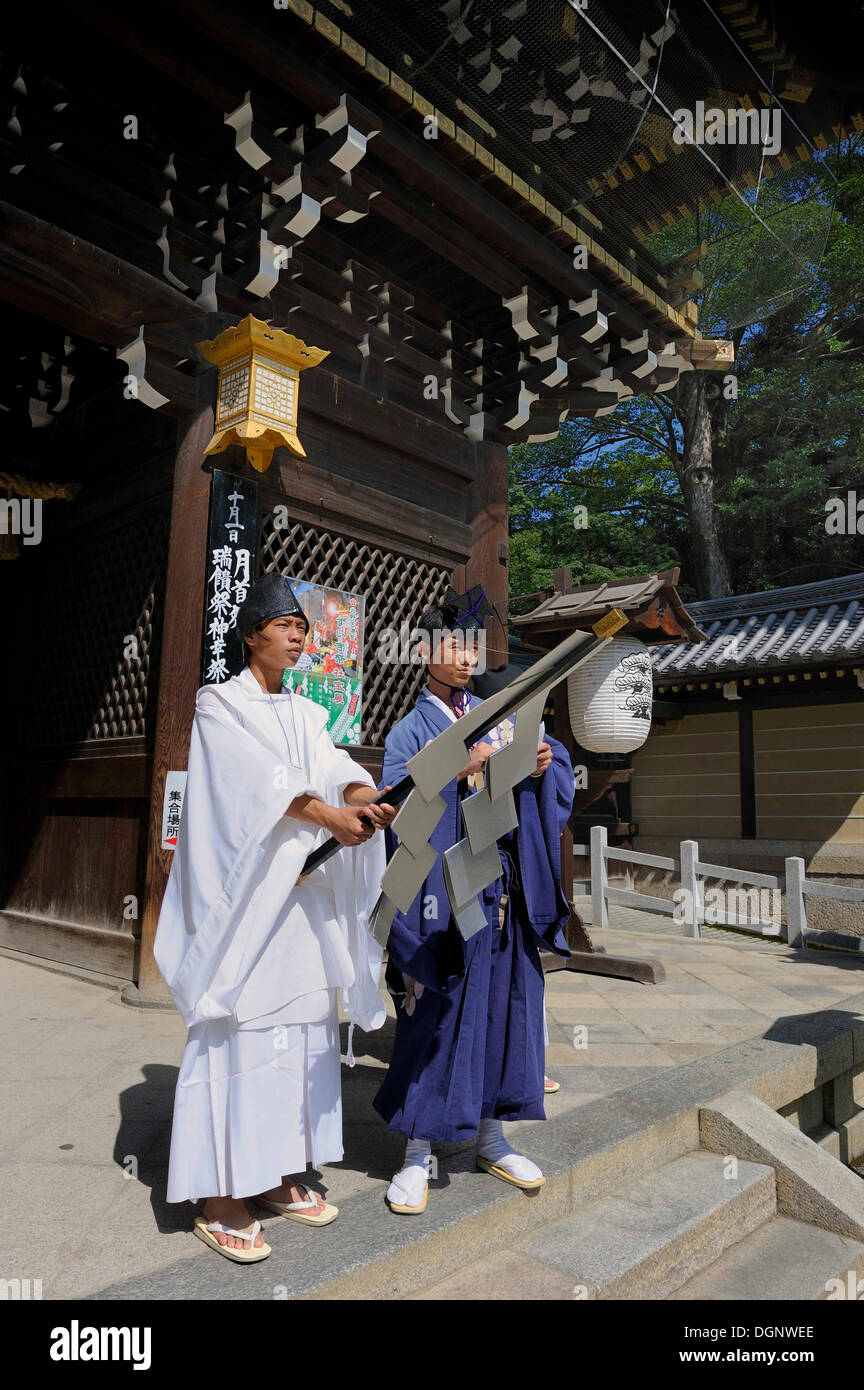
<box><xmin>87</xmin><ymin>999</ymin><xmax>864</xmax><ymax>1301</ymax></box>
<box><xmin>505</xmin><ymin>1150</ymin><xmax>777</xmax><ymax>1300</ymax></box>
<box><xmin>667</xmin><ymin>1214</ymin><xmax>864</xmax><ymax>1301</ymax></box>
<box><xmin>88</xmin><ymin>1072</ymin><xmax>705</xmax><ymax>1301</ymax></box>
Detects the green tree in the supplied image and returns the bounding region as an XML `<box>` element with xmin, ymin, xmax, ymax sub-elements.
<box><xmin>510</xmin><ymin>137</ymin><xmax>864</xmax><ymax>601</ymax></box>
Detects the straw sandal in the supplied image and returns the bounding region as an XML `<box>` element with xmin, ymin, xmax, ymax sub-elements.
<box><xmin>193</xmin><ymin>1216</ymin><xmax>271</xmax><ymax>1263</ymax></box>
<box><xmin>475</xmin><ymin>1155</ymin><xmax>546</xmax><ymax>1190</ymax></box>
<box><xmin>256</xmin><ymin>1184</ymin><xmax>338</xmax><ymax>1226</ymax></box>
<box><xmin>386</xmin><ymin>1167</ymin><xmax>429</xmax><ymax>1215</ymax></box>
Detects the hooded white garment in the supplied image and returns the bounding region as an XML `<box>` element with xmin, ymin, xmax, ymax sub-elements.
<box><xmin>154</xmin><ymin>666</ymin><xmax>386</xmax><ymax>1033</ymax></box>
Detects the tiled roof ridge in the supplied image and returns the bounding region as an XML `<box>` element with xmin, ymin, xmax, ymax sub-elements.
<box><xmin>688</xmin><ymin>573</ymin><xmax>864</xmax><ymax>620</ymax></box>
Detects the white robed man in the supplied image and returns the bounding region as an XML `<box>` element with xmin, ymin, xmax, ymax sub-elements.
<box><xmin>154</xmin><ymin>572</ymin><xmax>396</xmax><ymax>1263</ymax></box>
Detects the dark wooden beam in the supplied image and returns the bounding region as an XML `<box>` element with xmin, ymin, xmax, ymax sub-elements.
<box><xmin>360</xmin><ymin>171</ymin><xmax>519</xmax><ymax>302</ymax></box>
<box><xmin>544</xmin><ymin>952</ymin><xmax>666</xmax><ymax>984</ymax></box>
<box><xmin>0</xmin><ymin>913</ymin><xmax>136</xmax><ymax>980</ymax></box>
<box><xmin>308</xmin><ymin>224</ymin><xmax>467</xmax><ymax>332</ymax></box>
<box><xmin>15</xmin><ymin>753</ymin><xmax>151</xmax><ymax>799</ymax></box>
<box><xmin>259</xmin><ymin>451</ymin><xmax>474</xmax><ymax>569</ymax></box>
<box><xmin>52</xmin><ymin>0</ymin><xmax>241</xmax><ymax>113</ymax></box>
<box><xmin>653</xmin><ymin>688</ymin><xmax>864</xmax><ymax>716</ymax></box>
<box><xmin>0</xmin><ymin>202</ymin><xmax>206</xmax><ymax>345</ymax></box>
<box><xmin>739</xmin><ymin>704</ymin><xmax>756</xmax><ymax>840</ymax></box>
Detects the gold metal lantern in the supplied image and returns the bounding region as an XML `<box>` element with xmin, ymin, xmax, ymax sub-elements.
<box><xmin>197</xmin><ymin>315</ymin><xmax>329</xmax><ymax>473</ymax></box>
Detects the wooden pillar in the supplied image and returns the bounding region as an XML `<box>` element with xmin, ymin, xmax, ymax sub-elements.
<box><xmin>551</xmin><ymin>568</ymin><xmax>576</xmax><ymax>902</ymax></box>
<box><xmin>739</xmin><ymin>704</ymin><xmax>756</xmax><ymax>840</ymax></box>
<box><xmin>128</xmin><ymin>373</ymin><xmax>215</xmax><ymax>1004</ymax></box>
<box><xmin>464</xmin><ymin>439</ymin><xmax>510</xmax><ymax>666</ymax></box>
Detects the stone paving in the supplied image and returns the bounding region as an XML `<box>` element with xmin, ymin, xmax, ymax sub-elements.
<box><xmin>2</xmin><ymin>899</ymin><xmax>864</xmax><ymax>1299</ymax></box>
<box><xmin>542</xmin><ymin>895</ymin><xmax>864</xmax><ymax>1108</ymax></box>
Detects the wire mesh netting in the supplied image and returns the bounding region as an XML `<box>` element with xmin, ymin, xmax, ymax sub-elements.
<box><xmin>314</xmin><ymin>0</ymin><xmax>838</xmax><ymax>331</ymax></box>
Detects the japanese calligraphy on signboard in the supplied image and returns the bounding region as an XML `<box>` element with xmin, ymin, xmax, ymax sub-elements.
<box><xmin>201</xmin><ymin>470</ymin><xmax>258</xmax><ymax>684</ymax></box>
<box><xmin>281</xmin><ymin>579</ymin><xmax>364</xmax><ymax>745</ymax></box>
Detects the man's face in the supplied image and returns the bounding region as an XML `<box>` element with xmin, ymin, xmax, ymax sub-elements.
<box><xmin>426</xmin><ymin>629</ymin><xmax>481</xmax><ymax>688</ymax></box>
<box><xmin>246</xmin><ymin>613</ymin><xmax>308</xmax><ymax>669</ymax></box>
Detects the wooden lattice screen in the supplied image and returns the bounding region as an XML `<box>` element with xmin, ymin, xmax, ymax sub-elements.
<box><xmin>24</xmin><ymin>510</ymin><xmax>170</xmax><ymax>747</ymax></box>
<box><xmin>259</xmin><ymin>509</ymin><xmax>451</xmax><ymax>746</ymax></box>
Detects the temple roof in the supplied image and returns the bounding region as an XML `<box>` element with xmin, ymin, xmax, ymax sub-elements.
<box><xmin>511</xmin><ymin>565</ymin><xmax>706</xmax><ymax>645</ymax></box>
<box><xmin>308</xmin><ymin>0</ymin><xmax>864</xmax><ymax>332</ymax></box>
<box><xmin>652</xmin><ymin>573</ymin><xmax>864</xmax><ymax>681</ymax></box>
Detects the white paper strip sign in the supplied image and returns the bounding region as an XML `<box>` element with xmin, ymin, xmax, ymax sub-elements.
<box><xmin>161</xmin><ymin>771</ymin><xmax>188</xmax><ymax>851</ymax></box>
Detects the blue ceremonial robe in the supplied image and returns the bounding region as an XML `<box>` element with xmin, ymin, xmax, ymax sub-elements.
<box><xmin>372</xmin><ymin>690</ymin><xmax>574</xmax><ymax>1142</ymax></box>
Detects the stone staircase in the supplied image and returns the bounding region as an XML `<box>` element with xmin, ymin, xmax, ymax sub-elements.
<box><xmin>410</xmin><ymin>1148</ymin><xmax>864</xmax><ymax>1300</ymax></box>
<box><xmin>88</xmin><ymin>1011</ymin><xmax>864</xmax><ymax>1302</ymax></box>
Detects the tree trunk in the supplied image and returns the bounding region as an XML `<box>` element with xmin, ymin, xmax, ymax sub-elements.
<box><xmin>675</xmin><ymin>370</ymin><xmax>733</xmax><ymax>598</ymax></box>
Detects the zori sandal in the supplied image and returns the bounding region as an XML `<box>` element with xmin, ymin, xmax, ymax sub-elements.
<box><xmin>475</xmin><ymin>1155</ymin><xmax>546</xmax><ymax>1190</ymax></box>
<box><xmin>544</xmin><ymin>1076</ymin><xmax>560</xmax><ymax>1094</ymax></box>
<box><xmin>256</xmin><ymin>1185</ymin><xmax>338</xmax><ymax>1226</ymax></box>
<box><xmin>193</xmin><ymin>1216</ymin><xmax>271</xmax><ymax>1263</ymax></box>
<box><xmin>385</xmin><ymin>1167</ymin><xmax>428</xmax><ymax>1215</ymax></box>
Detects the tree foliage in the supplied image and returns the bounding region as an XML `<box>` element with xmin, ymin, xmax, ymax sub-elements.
<box><xmin>510</xmin><ymin>138</ymin><xmax>864</xmax><ymax>603</ymax></box>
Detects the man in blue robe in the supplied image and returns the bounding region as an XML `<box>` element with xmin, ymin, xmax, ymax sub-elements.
<box><xmin>373</xmin><ymin>593</ymin><xmax>575</xmax><ymax>1212</ymax></box>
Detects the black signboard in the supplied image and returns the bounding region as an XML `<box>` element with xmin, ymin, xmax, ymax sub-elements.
<box><xmin>201</xmin><ymin>469</ymin><xmax>259</xmax><ymax>684</ymax></box>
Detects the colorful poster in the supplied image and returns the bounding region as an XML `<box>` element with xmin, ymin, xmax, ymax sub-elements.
<box><xmin>281</xmin><ymin>578</ymin><xmax>364</xmax><ymax>745</ymax></box>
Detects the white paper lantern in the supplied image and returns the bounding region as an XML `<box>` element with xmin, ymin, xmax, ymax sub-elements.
<box><xmin>568</xmin><ymin>634</ymin><xmax>653</xmax><ymax>753</ymax></box>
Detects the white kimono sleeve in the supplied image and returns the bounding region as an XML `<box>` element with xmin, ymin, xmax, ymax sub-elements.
<box><xmin>153</xmin><ymin>690</ymin><xmax>320</xmax><ymax>1027</ymax></box>
<box><xmin>316</xmin><ymin>732</ymin><xmax>387</xmax><ymax>1034</ymax></box>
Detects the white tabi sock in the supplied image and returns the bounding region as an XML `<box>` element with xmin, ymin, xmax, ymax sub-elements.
<box><xmin>475</xmin><ymin>1118</ymin><xmax>543</xmax><ymax>1183</ymax></box>
<box><xmin>386</xmin><ymin>1137</ymin><xmax>431</xmax><ymax>1207</ymax></box>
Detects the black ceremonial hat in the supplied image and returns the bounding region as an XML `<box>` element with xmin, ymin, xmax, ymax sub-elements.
<box><xmin>234</xmin><ymin>572</ymin><xmax>309</xmax><ymax>647</ymax></box>
<box><xmin>443</xmin><ymin>584</ymin><xmax>492</xmax><ymax>631</ymax></box>
<box><xmin>470</xmin><ymin>662</ymin><xmax>523</xmax><ymax>698</ymax></box>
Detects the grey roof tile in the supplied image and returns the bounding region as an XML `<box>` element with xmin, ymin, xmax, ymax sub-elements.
<box><xmin>652</xmin><ymin>574</ymin><xmax>864</xmax><ymax>680</ymax></box>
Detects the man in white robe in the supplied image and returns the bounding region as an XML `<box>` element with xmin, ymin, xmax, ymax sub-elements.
<box><xmin>154</xmin><ymin>573</ymin><xmax>395</xmax><ymax>1261</ymax></box>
